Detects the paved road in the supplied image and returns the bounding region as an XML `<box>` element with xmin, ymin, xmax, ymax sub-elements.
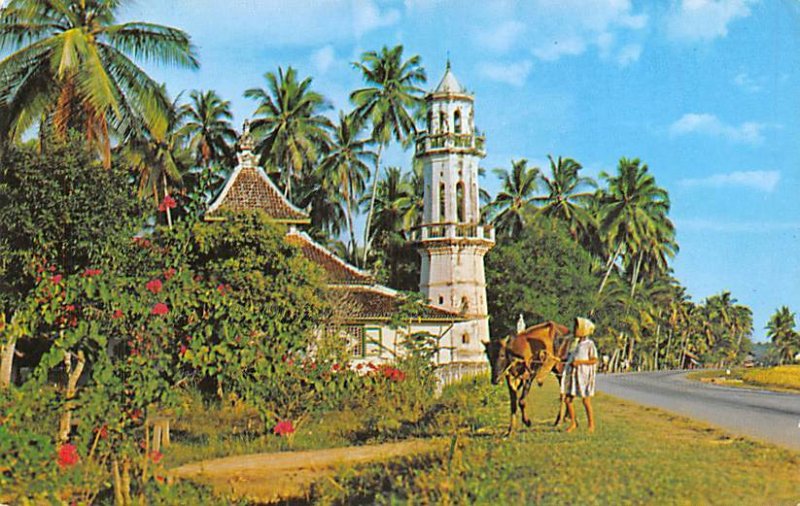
<box><xmin>597</xmin><ymin>371</ymin><xmax>800</xmax><ymax>450</ymax></box>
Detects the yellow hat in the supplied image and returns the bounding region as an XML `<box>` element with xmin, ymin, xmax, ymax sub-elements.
<box><xmin>574</xmin><ymin>317</ymin><xmax>595</xmax><ymax>337</ymax></box>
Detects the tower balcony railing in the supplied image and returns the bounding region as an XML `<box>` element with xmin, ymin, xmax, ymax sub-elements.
<box><xmin>411</xmin><ymin>222</ymin><xmax>495</xmax><ymax>243</ymax></box>
<box><xmin>415</xmin><ymin>132</ymin><xmax>486</xmax><ymax>155</ymax></box>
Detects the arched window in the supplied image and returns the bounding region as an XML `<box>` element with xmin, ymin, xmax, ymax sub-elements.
<box><xmin>454</xmin><ymin>109</ymin><xmax>462</xmax><ymax>133</ymax></box>
<box><xmin>456</xmin><ymin>182</ymin><xmax>465</xmax><ymax>222</ymax></box>
<box><xmin>462</xmin><ymin>333</ymin><xmax>470</xmax><ymax>344</ymax></box>
<box><xmin>439</xmin><ymin>183</ymin><xmax>446</xmax><ymax>222</ymax></box>
<box><xmin>460</xmin><ymin>296</ymin><xmax>470</xmax><ymax>314</ymax></box>
<box><xmin>427</xmin><ymin>110</ymin><xmax>433</xmax><ymax>132</ymax></box>
<box><xmin>439</xmin><ymin>111</ymin><xmax>447</xmax><ymax>133</ymax></box>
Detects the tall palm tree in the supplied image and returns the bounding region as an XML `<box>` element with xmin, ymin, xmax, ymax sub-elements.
<box><xmin>317</xmin><ymin>112</ymin><xmax>374</xmax><ymax>256</ymax></box>
<box><xmin>535</xmin><ymin>155</ymin><xmax>596</xmax><ymax>237</ymax></box>
<box><xmin>245</xmin><ymin>66</ymin><xmax>332</xmax><ymax>199</ymax></box>
<box><xmin>597</xmin><ymin>158</ymin><xmax>672</xmax><ymax>295</ymax></box>
<box><xmin>351</xmin><ymin>45</ymin><xmax>426</xmax><ymax>265</ymax></box>
<box><xmin>295</xmin><ymin>171</ymin><xmax>346</xmax><ymax>240</ymax></box>
<box><xmin>485</xmin><ymin>159</ymin><xmax>540</xmax><ymax>238</ymax></box>
<box><xmin>180</xmin><ymin>89</ymin><xmax>237</xmax><ymax>167</ymax></box>
<box><xmin>0</xmin><ymin>0</ymin><xmax>198</xmax><ymax>165</ymax></box>
<box><xmin>766</xmin><ymin>306</ymin><xmax>799</xmax><ymax>365</ymax></box>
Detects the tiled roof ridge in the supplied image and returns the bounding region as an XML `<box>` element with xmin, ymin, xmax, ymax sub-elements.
<box><xmin>286</xmin><ymin>229</ymin><xmax>374</xmax><ymax>283</ymax></box>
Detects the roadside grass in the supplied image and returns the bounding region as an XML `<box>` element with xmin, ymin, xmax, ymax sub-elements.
<box><xmin>688</xmin><ymin>366</ymin><xmax>800</xmax><ymax>393</ymax></box>
<box><xmin>309</xmin><ymin>375</ymin><xmax>800</xmax><ymax>505</ymax></box>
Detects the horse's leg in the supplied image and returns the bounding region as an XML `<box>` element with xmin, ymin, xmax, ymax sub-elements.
<box><xmin>555</xmin><ymin>394</ymin><xmax>568</xmax><ymax>426</ymax></box>
<box><xmin>519</xmin><ymin>378</ymin><xmax>533</xmax><ymax>427</ymax></box>
<box><xmin>506</xmin><ymin>377</ymin><xmax>518</xmax><ymax>436</ymax></box>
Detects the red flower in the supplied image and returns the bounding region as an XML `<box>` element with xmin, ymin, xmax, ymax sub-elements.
<box><xmin>128</xmin><ymin>409</ymin><xmax>142</xmax><ymax>421</ymax></box>
<box><xmin>146</xmin><ymin>279</ymin><xmax>163</xmax><ymax>294</ymax></box>
<box><xmin>57</xmin><ymin>443</ymin><xmax>80</xmax><ymax>468</ymax></box>
<box><xmin>332</xmin><ymin>363</ymin><xmax>341</xmax><ymax>372</ymax></box>
<box><xmin>64</xmin><ymin>304</ymin><xmax>76</xmax><ymax>313</ymax></box>
<box><xmin>150</xmin><ymin>450</ymin><xmax>163</xmax><ymax>463</ymax></box>
<box><xmin>82</xmin><ymin>268</ymin><xmax>102</xmax><ymax>277</ymax></box>
<box><xmin>151</xmin><ymin>303</ymin><xmax>169</xmax><ymax>316</ymax></box>
<box><xmin>158</xmin><ymin>195</ymin><xmax>177</xmax><ymax>212</ymax></box>
<box><xmin>94</xmin><ymin>425</ymin><xmax>108</xmax><ymax>439</ymax></box>
<box><xmin>163</xmin><ymin>268</ymin><xmax>176</xmax><ymax>280</ymax></box>
<box><xmin>273</xmin><ymin>420</ymin><xmax>295</xmax><ymax>436</ymax></box>
<box><xmin>367</xmin><ymin>362</ymin><xmax>378</xmax><ymax>371</ymax></box>
<box><xmin>179</xmin><ymin>344</ymin><xmax>188</xmax><ymax>356</ymax></box>
<box><xmin>51</xmin><ymin>274</ymin><xmax>63</xmax><ymax>284</ymax></box>
<box><xmin>112</xmin><ymin>309</ymin><xmax>124</xmax><ymax>320</ymax></box>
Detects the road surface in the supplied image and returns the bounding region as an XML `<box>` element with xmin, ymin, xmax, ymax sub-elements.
<box><xmin>597</xmin><ymin>371</ymin><xmax>800</xmax><ymax>450</ymax></box>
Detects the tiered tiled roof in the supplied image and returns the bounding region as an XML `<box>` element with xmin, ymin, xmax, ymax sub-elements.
<box><xmin>205</xmin><ymin>122</ymin><xmax>309</xmax><ymax>223</ymax></box>
<box><xmin>331</xmin><ymin>285</ymin><xmax>461</xmax><ymax>322</ymax></box>
<box><xmin>285</xmin><ymin>230</ymin><xmax>374</xmax><ymax>285</ymax></box>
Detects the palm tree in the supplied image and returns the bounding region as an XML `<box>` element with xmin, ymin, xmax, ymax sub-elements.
<box><xmin>180</xmin><ymin>89</ymin><xmax>237</xmax><ymax>167</ymax></box>
<box><xmin>766</xmin><ymin>306</ymin><xmax>799</xmax><ymax>365</ymax></box>
<box><xmin>364</xmin><ymin>166</ymin><xmax>416</xmax><ymax>286</ymax></box>
<box><xmin>535</xmin><ymin>155</ymin><xmax>596</xmax><ymax>237</ymax></box>
<box><xmin>295</xmin><ymin>171</ymin><xmax>346</xmax><ymax>240</ymax></box>
<box><xmin>485</xmin><ymin>159</ymin><xmax>540</xmax><ymax>238</ymax></box>
<box><xmin>317</xmin><ymin>112</ymin><xmax>374</xmax><ymax>255</ymax></box>
<box><xmin>0</xmin><ymin>0</ymin><xmax>198</xmax><ymax>165</ymax></box>
<box><xmin>245</xmin><ymin>66</ymin><xmax>332</xmax><ymax>199</ymax></box>
<box><xmin>122</xmin><ymin>91</ymin><xmax>190</xmax><ymax>227</ymax></box>
<box><xmin>597</xmin><ymin>158</ymin><xmax>672</xmax><ymax>295</ymax></box>
<box><xmin>351</xmin><ymin>45</ymin><xmax>426</xmax><ymax>265</ymax></box>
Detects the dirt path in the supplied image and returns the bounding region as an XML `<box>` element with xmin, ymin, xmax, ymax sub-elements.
<box><xmin>169</xmin><ymin>439</ymin><xmax>445</xmax><ymax>503</ymax></box>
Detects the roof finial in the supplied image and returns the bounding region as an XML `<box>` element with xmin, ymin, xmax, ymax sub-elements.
<box><xmin>446</xmin><ymin>51</ymin><xmax>451</xmax><ymax>70</ymax></box>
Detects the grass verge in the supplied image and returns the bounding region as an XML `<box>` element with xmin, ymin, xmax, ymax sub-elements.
<box><xmin>688</xmin><ymin>366</ymin><xmax>800</xmax><ymax>393</ymax></box>
<box><xmin>309</xmin><ymin>375</ymin><xmax>800</xmax><ymax>505</ymax></box>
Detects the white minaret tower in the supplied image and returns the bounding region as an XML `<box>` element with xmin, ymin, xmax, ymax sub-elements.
<box><xmin>415</xmin><ymin>63</ymin><xmax>495</xmax><ymax>363</ymax></box>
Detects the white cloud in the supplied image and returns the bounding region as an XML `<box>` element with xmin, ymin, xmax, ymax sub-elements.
<box><xmin>310</xmin><ymin>45</ymin><xmax>336</xmax><ymax>75</ymax></box>
<box><xmin>666</xmin><ymin>0</ymin><xmax>755</xmax><ymax>41</ymax></box>
<box><xmin>676</xmin><ymin>218</ymin><xmax>799</xmax><ymax>233</ymax></box>
<box><xmin>353</xmin><ymin>0</ymin><xmax>400</xmax><ymax>37</ymax></box>
<box><xmin>525</xmin><ymin>0</ymin><xmax>648</xmax><ymax>61</ymax></box>
<box><xmin>477</xmin><ymin>60</ymin><xmax>533</xmax><ymax>87</ymax></box>
<box><xmin>733</xmin><ymin>72</ymin><xmax>763</xmax><ymax>93</ymax></box>
<box><xmin>669</xmin><ymin>113</ymin><xmax>766</xmax><ymax>144</ymax></box>
<box><xmin>616</xmin><ymin>43</ymin><xmax>642</xmax><ymax>66</ymax></box>
<box><xmin>679</xmin><ymin>170</ymin><xmax>781</xmax><ymax>192</ymax></box>
<box><xmin>476</xmin><ymin>20</ymin><xmax>526</xmax><ymax>53</ymax></box>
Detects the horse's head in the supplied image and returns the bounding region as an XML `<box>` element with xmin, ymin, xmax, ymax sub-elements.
<box><xmin>483</xmin><ymin>337</ymin><xmax>510</xmax><ymax>385</ymax></box>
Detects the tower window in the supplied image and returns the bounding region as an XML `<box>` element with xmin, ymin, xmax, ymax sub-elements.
<box><xmin>460</xmin><ymin>296</ymin><xmax>470</xmax><ymax>313</ymax></box>
<box><xmin>462</xmin><ymin>333</ymin><xmax>470</xmax><ymax>344</ymax></box>
<box><xmin>439</xmin><ymin>111</ymin><xmax>447</xmax><ymax>133</ymax></box>
<box><xmin>454</xmin><ymin>109</ymin><xmax>462</xmax><ymax>134</ymax></box>
<box><xmin>439</xmin><ymin>183</ymin><xmax>446</xmax><ymax>222</ymax></box>
<box><xmin>427</xmin><ymin>110</ymin><xmax>433</xmax><ymax>132</ymax></box>
<box><xmin>439</xmin><ymin>296</ymin><xmax>444</xmax><ymax>305</ymax></box>
<box><xmin>456</xmin><ymin>182</ymin><xmax>465</xmax><ymax>223</ymax></box>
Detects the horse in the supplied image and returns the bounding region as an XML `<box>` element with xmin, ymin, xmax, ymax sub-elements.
<box><xmin>483</xmin><ymin>321</ymin><xmax>571</xmax><ymax>436</ymax></box>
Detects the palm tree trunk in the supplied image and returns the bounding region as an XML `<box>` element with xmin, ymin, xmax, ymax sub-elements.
<box><xmin>653</xmin><ymin>324</ymin><xmax>661</xmax><ymax>371</ymax></box>
<box><xmin>362</xmin><ymin>143</ymin><xmax>384</xmax><ymax>266</ymax></box>
<box><xmin>347</xmin><ymin>201</ymin><xmax>358</xmax><ymax>259</ymax></box>
<box><xmin>598</xmin><ymin>242</ymin><xmax>624</xmax><ymax>294</ymax></box>
<box><xmin>630</xmin><ymin>251</ymin><xmax>643</xmax><ymax>298</ymax></box>
<box><xmin>162</xmin><ymin>173</ymin><xmax>173</xmax><ymax>229</ymax></box>
<box><xmin>665</xmin><ymin>329</ymin><xmax>673</xmax><ymax>370</ymax></box>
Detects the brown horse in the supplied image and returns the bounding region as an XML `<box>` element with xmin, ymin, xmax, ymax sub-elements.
<box><xmin>483</xmin><ymin>321</ymin><xmax>570</xmax><ymax>435</ymax></box>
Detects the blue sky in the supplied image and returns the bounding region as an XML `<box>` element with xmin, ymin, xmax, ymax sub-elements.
<box><xmin>118</xmin><ymin>0</ymin><xmax>799</xmax><ymax>340</ymax></box>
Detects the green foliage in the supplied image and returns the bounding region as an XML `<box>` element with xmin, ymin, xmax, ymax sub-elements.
<box><xmin>0</xmin><ymin>135</ymin><xmax>142</xmax><ymax>313</ymax></box>
<box><xmin>486</xmin><ymin>217</ymin><xmax>597</xmax><ymax>338</ymax></box>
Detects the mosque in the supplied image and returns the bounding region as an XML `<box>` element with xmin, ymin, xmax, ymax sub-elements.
<box><xmin>205</xmin><ymin>65</ymin><xmax>494</xmax><ymax>372</ymax></box>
